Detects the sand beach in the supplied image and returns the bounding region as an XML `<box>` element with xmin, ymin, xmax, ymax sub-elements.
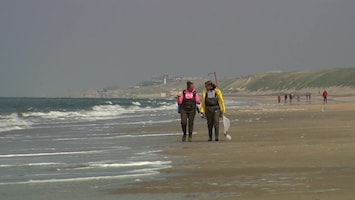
<box><xmin>114</xmin><ymin>95</ymin><xmax>355</xmax><ymax>200</ymax></box>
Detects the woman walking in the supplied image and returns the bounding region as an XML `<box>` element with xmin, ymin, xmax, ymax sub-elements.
<box><xmin>200</xmin><ymin>81</ymin><xmax>226</xmax><ymax>141</ymax></box>
<box><xmin>177</xmin><ymin>81</ymin><xmax>201</xmax><ymax>142</ymax></box>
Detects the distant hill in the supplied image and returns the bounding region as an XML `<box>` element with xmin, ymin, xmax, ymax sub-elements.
<box><xmin>218</xmin><ymin>68</ymin><xmax>355</xmax><ymax>93</ymax></box>
<box><xmin>80</xmin><ymin>68</ymin><xmax>355</xmax><ymax>97</ymax></box>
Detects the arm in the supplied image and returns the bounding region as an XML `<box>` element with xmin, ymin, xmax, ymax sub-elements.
<box><xmin>216</xmin><ymin>88</ymin><xmax>226</xmax><ymax>113</ymax></box>
<box><xmin>177</xmin><ymin>92</ymin><xmax>183</xmax><ymax>104</ymax></box>
<box><xmin>195</xmin><ymin>93</ymin><xmax>201</xmax><ymax>105</ymax></box>
<box><xmin>199</xmin><ymin>89</ymin><xmax>206</xmax><ymax>113</ymax></box>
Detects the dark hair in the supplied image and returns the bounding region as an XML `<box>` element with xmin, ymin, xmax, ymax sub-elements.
<box><xmin>186</xmin><ymin>81</ymin><xmax>194</xmax><ymax>88</ymax></box>
<box><xmin>205</xmin><ymin>80</ymin><xmax>212</xmax><ymax>86</ymax></box>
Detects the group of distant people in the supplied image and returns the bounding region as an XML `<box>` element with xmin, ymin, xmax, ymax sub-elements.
<box><xmin>277</xmin><ymin>90</ymin><xmax>328</xmax><ymax>104</ymax></box>
<box><xmin>305</xmin><ymin>92</ymin><xmax>312</xmax><ymax>101</ymax></box>
<box><xmin>278</xmin><ymin>93</ymin><xmax>298</xmax><ymax>104</ymax></box>
<box><xmin>177</xmin><ymin>80</ymin><xmax>226</xmax><ymax>142</ymax></box>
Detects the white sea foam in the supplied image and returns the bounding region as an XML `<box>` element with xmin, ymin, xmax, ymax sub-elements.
<box><xmin>0</xmin><ymin>101</ymin><xmax>177</xmax><ymax>133</ymax></box>
<box><xmin>54</xmin><ymin>160</ymin><xmax>171</xmax><ymax>171</ymax></box>
<box><xmin>135</xmin><ymin>150</ymin><xmax>163</xmax><ymax>155</ymax></box>
<box><xmin>0</xmin><ymin>113</ymin><xmax>33</xmax><ymax>133</ymax></box>
<box><xmin>0</xmin><ymin>150</ymin><xmax>107</xmax><ymax>158</ymax></box>
<box><xmin>105</xmin><ymin>101</ymin><xmax>113</xmax><ymax>105</ymax></box>
<box><xmin>20</xmin><ymin>105</ymin><xmax>128</xmax><ymax>121</ymax></box>
<box><xmin>128</xmin><ymin>165</ymin><xmax>171</xmax><ymax>174</ymax></box>
<box><xmin>0</xmin><ymin>161</ymin><xmax>171</xmax><ymax>185</ymax></box>
<box><xmin>0</xmin><ymin>163</ymin><xmax>63</xmax><ymax>168</ymax></box>
<box><xmin>0</xmin><ymin>172</ymin><xmax>160</xmax><ymax>185</ymax></box>
<box><xmin>21</xmin><ymin>104</ymin><xmax>175</xmax><ymax>122</ymax></box>
<box><xmin>24</xmin><ymin>162</ymin><xmax>64</xmax><ymax>166</ymax></box>
<box><xmin>52</xmin><ymin>132</ymin><xmax>177</xmax><ymax>142</ymax></box>
<box><xmin>132</xmin><ymin>101</ymin><xmax>141</xmax><ymax>106</ymax></box>
<box><xmin>88</xmin><ymin>161</ymin><xmax>171</xmax><ymax>168</ymax></box>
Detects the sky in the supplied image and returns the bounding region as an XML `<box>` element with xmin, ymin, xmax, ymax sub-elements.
<box><xmin>1</xmin><ymin>0</ymin><xmax>355</xmax><ymax>97</ymax></box>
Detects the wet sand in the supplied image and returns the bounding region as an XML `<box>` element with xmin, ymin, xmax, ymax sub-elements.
<box><xmin>114</xmin><ymin>98</ymin><xmax>355</xmax><ymax>199</ymax></box>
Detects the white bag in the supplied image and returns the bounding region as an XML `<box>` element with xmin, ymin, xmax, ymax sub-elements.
<box><xmin>222</xmin><ymin>115</ymin><xmax>232</xmax><ymax>140</ymax></box>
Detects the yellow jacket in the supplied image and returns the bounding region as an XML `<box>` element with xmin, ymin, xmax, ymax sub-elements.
<box><xmin>200</xmin><ymin>88</ymin><xmax>226</xmax><ymax>114</ymax></box>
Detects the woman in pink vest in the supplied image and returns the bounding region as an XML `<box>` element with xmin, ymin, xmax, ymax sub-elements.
<box><xmin>177</xmin><ymin>81</ymin><xmax>201</xmax><ymax>142</ymax></box>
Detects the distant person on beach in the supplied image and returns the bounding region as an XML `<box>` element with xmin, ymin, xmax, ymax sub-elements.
<box><xmin>177</xmin><ymin>81</ymin><xmax>201</xmax><ymax>142</ymax></box>
<box><xmin>322</xmin><ymin>90</ymin><xmax>328</xmax><ymax>104</ymax></box>
<box><xmin>284</xmin><ymin>94</ymin><xmax>288</xmax><ymax>103</ymax></box>
<box><xmin>309</xmin><ymin>93</ymin><xmax>311</xmax><ymax>103</ymax></box>
<box><xmin>289</xmin><ymin>94</ymin><xmax>293</xmax><ymax>104</ymax></box>
<box><xmin>200</xmin><ymin>81</ymin><xmax>226</xmax><ymax>142</ymax></box>
<box><xmin>277</xmin><ymin>95</ymin><xmax>281</xmax><ymax>104</ymax></box>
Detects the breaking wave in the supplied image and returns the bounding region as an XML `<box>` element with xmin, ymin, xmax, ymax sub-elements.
<box><xmin>0</xmin><ymin>98</ymin><xmax>176</xmax><ymax>133</ymax></box>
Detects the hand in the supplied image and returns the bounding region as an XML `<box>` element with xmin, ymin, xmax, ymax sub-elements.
<box><xmin>219</xmin><ymin>111</ymin><xmax>224</xmax><ymax>117</ymax></box>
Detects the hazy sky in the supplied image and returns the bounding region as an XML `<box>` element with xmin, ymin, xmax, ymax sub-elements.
<box><xmin>1</xmin><ymin>0</ymin><xmax>355</xmax><ymax>97</ymax></box>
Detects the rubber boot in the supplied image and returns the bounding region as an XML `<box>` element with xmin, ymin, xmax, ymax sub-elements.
<box><xmin>182</xmin><ymin>134</ymin><xmax>186</xmax><ymax>142</ymax></box>
<box><xmin>188</xmin><ymin>133</ymin><xmax>192</xmax><ymax>142</ymax></box>
<box><xmin>215</xmin><ymin>127</ymin><xmax>219</xmax><ymax>141</ymax></box>
<box><xmin>208</xmin><ymin>128</ymin><xmax>213</xmax><ymax>141</ymax></box>
<box><xmin>182</xmin><ymin>125</ymin><xmax>187</xmax><ymax>142</ymax></box>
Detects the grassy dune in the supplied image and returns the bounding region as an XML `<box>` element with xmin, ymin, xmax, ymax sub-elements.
<box><xmin>101</xmin><ymin>68</ymin><xmax>355</xmax><ymax>97</ymax></box>
<box><xmin>218</xmin><ymin>68</ymin><xmax>355</xmax><ymax>93</ymax></box>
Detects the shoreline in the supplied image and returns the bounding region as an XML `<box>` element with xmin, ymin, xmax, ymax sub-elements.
<box><xmin>114</xmin><ymin>96</ymin><xmax>355</xmax><ymax>199</ymax></box>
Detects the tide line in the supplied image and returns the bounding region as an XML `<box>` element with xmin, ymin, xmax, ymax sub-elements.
<box><xmin>0</xmin><ymin>150</ymin><xmax>107</xmax><ymax>158</ymax></box>
<box><xmin>0</xmin><ymin>172</ymin><xmax>160</xmax><ymax>185</ymax></box>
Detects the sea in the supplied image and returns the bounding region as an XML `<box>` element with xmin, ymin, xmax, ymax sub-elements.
<box><xmin>0</xmin><ymin>97</ymin><xmax>251</xmax><ymax>200</ymax></box>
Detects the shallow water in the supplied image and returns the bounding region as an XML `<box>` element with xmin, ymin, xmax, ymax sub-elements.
<box><xmin>0</xmin><ymin>97</ymin><xmax>253</xmax><ymax>199</ymax></box>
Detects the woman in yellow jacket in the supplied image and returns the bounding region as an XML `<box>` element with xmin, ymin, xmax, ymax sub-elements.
<box><xmin>200</xmin><ymin>81</ymin><xmax>226</xmax><ymax>141</ymax></box>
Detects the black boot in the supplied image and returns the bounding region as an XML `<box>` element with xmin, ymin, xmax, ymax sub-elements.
<box><xmin>182</xmin><ymin>134</ymin><xmax>186</xmax><ymax>142</ymax></box>
<box><xmin>208</xmin><ymin>128</ymin><xmax>213</xmax><ymax>141</ymax></box>
<box><xmin>188</xmin><ymin>133</ymin><xmax>192</xmax><ymax>142</ymax></box>
<box><xmin>182</xmin><ymin>125</ymin><xmax>187</xmax><ymax>142</ymax></box>
<box><xmin>215</xmin><ymin>127</ymin><xmax>219</xmax><ymax>141</ymax></box>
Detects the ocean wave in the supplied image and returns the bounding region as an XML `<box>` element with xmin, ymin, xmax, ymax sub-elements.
<box><xmin>105</xmin><ymin>101</ymin><xmax>113</xmax><ymax>105</ymax></box>
<box><xmin>132</xmin><ymin>101</ymin><xmax>141</xmax><ymax>106</ymax></box>
<box><xmin>0</xmin><ymin>113</ymin><xmax>33</xmax><ymax>133</ymax></box>
<box><xmin>0</xmin><ymin>97</ymin><xmax>187</xmax><ymax>133</ymax></box>
<box><xmin>20</xmin><ymin>104</ymin><xmax>129</xmax><ymax>120</ymax></box>
<box><xmin>0</xmin><ymin>101</ymin><xmax>176</xmax><ymax>133</ymax></box>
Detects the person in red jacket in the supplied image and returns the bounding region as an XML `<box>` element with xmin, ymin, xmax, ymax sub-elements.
<box><xmin>322</xmin><ymin>90</ymin><xmax>328</xmax><ymax>104</ymax></box>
